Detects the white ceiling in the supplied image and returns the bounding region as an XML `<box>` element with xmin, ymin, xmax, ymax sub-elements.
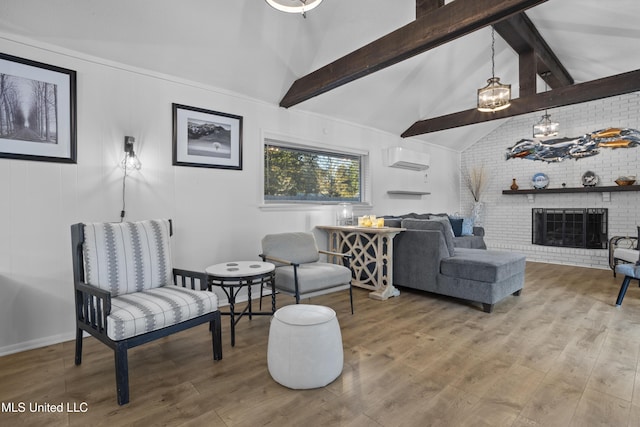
<box><xmin>1</xmin><ymin>0</ymin><xmax>639</xmax><ymax>151</ymax></box>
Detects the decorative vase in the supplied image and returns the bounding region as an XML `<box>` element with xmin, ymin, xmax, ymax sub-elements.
<box><xmin>510</xmin><ymin>178</ymin><xmax>519</xmax><ymax>191</ymax></box>
<box><xmin>471</xmin><ymin>201</ymin><xmax>484</xmax><ymax>226</ymax></box>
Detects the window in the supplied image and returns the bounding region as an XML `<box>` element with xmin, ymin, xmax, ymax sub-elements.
<box><xmin>264</xmin><ymin>140</ymin><xmax>367</xmax><ymax>204</ymax></box>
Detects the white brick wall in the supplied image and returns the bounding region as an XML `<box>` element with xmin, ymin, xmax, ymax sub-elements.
<box><xmin>461</xmin><ymin>91</ymin><xmax>640</xmax><ymax>270</ymax></box>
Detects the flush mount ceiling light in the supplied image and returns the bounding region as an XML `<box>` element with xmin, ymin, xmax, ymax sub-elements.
<box><xmin>477</xmin><ymin>27</ymin><xmax>511</xmax><ymax>113</ymax></box>
<box><xmin>532</xmin><ymin>74</ymin><xmax>559</xmax><ymax>138</ymax></box>
<box><xmin>265</xmin><ymin>0</ymin><xmax>323</xmax><ymax>18</ymax></box>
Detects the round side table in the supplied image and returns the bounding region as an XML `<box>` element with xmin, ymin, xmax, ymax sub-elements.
<box><xmin>206</xmin><ymin>261</ymin><xmax>276</xmax><ymax>347</ymax></box>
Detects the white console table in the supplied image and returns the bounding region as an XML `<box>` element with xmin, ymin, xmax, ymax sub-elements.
<box><xmin>316</xmin><ymin>225</ymin><xmax>405</xmax><ymax>301</ymax></box>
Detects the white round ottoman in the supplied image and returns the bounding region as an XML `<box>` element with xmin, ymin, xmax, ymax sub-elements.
<box><xmin>267</xmin><ymin>304</ymin><xmax>343</xmax><ymax>389</ymax></box>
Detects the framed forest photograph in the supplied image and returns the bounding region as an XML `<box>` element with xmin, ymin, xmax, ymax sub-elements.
<box><xmin>172</xmin><ymin>103</ymin><xmax>243</xmax><ymax>170</ymax></box>
<box><xmin>0</xmin><ymin>53</ymin><xmax>77</xmax><ymax>163</ymax></box>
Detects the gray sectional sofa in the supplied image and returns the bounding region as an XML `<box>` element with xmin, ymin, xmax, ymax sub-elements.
<box><xmin>384</xmin><ymin>214</ymin><xmax>525</xmax><ymax>312</ymax></box>
<box><xmin>383</xmin><ymin>213</ymin><xmax>486</xmax><ymax>249</ymax></box>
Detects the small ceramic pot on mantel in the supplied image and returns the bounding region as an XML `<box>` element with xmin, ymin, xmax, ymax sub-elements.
<box><xmin>510</xmin><ymin>178</ymin><xmax>519</xmax><ymax>191</ymax></box>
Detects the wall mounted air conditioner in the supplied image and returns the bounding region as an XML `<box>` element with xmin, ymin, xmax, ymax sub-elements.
<box><xmin>386</xmin><ymin>147</ymin><xmax>430</xmax><ymax>171</ymax></box>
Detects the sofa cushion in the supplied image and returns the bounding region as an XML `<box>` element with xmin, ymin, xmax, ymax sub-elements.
<box><xmin>382</xmin><ymin>216</ymin><xmax>403</xmax><ymax>228</ymax></box>
<box><xmin>83</xmin><ymin>219</ymin><xmax>173</xmax><ymax>297</ymax></box>
<box><xmin>616</xmin><ymin>263</ymin><xmax>640</xmax><ymax>278</ymax></box>
<box><xmin>402</xmin><ymin>218</ymin><xmax>456</xmax><ymax>257</ymax></box>
<box><xmin>108</xmin><ymin>285</ymin><xmax>218</xmax><ymax>340</ymax></box>
<box><xmin>448</xmin><ymin>217</ymin><xmax>463</xmax><ymax>237</ymax></box>
<box><xmin>453</xmin><ymin>235</ymin><xmax>487</xmax><ymax>250</ymax></box>
<box><xmin>462</xmin><ymin>218</ymin><xmax>475</xmax><ymax>236</ymax></box>
<box><xmin>415</xmin><ymin>214</ymin><xmax>431</xmax><ymax>219</ymax></box>
<box><xmin>441</xmin><ymin>248</ymin><xmax>526</xmax><ymax>283</ymax></box>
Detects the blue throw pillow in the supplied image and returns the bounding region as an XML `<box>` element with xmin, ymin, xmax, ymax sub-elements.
<box><xmin>461</xmin><ymin>218</ymin><xmax>474</xmax><ymax>236</ymax></box>
<box><xmin>448</xmin><ymin>217</ymin><xmax>463</xmax><ymax>237</ymax></box>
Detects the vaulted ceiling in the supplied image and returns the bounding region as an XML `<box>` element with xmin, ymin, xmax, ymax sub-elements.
<box><xmin>1</xmin><ymin>0</ymin><xmax>639</xmax><ymax>151</ymax></box>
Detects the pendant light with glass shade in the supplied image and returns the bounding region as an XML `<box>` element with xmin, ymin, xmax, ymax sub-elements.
<box><xmin>265</xmin><ymin>0</ymin><xmax>323</xmax><ymax>18</ymax></box>
<box><xmin>532</xmin><ymin>73</ymin><xmax>559</xmax><ymax>138</ymax></box>
<box><xmin>477</xmin><ymin>27</ymin><xmax>511</xmax><ymax>113</ymax></box>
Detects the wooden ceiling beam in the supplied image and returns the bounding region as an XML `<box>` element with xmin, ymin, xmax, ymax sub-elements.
<box><xmin>493</xmin><ymin>13</ymin><xmax>573</xmax><ymax>89</ymax></box>
<box><xmin>280</xmin><ymin>0</ymin><xmax>549</xmax><ymax>108</ymax></box>
<box><xmin>401</xmin><ymin>68</ymin><xmax>640</xmax><ymax>137</ymax></box>
<box><xmin>518</xmin><ymin>49</ymin><xmax>537</xmax><ymax>97</ymax></box>
<box><xmin>416</xmin><ymin>0</ymin><xmax>444</xmax><ymax>19</ymax></box>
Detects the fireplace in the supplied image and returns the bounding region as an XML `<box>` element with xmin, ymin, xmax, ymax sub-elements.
<box><xmin>532</xmin><ymin>208</ymin><xmax>608</xmax><ymax>249</ymax></box>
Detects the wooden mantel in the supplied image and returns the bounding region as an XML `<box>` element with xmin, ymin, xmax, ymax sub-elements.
<box><xmin>502</xmin><ymin>185</ymin><xmax>640</xmax><ymax>195</ymax></box>
<box><xmin>502</xmin><ymin>184</ymin><xmax>640</xmax><ymax>202</ymax></box>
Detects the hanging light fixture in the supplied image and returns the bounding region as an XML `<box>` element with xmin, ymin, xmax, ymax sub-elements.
<box><xmin>477</xmin><ymin>27</ymin><xmax>511</xmax><ymax>113</ymax></box>
<box><xmin>533</xmin><ymin>113</ymin><xmax>560</xmax><ymax>138</ymax></box>
<box><xmin>532</xmin><ymin>74</ymin><xmax>559</xmax><ymax>138</ymax></box>
<box><xmin>265</xmin><ymin>0</ymin><xmax>323</xmax><ymax>18</ymax></box>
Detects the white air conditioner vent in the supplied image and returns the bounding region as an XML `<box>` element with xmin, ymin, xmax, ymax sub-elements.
<box><xmin>386</xmin><ymin>147</ymin><xmax>430</xmax><ymax>171</ymax></box>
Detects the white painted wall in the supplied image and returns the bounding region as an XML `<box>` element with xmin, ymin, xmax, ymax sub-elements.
<box><xmin>462</xmin><ymin>92</ymin><xmax>640</xmax><ymax>269</ymax></box>
<box><xmin>0</xmin><ymin>36</ymin><xmax>461</xmax><ymax>355</ymax></box>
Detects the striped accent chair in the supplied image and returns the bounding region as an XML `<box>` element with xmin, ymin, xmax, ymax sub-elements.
<box><xmin>71</xmin><ymin>219</ymin><xmax>222</xmax><ymax>405</ymax></box>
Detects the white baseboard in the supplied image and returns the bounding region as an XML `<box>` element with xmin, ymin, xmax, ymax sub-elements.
<box><xmin>0</xmin><ymin>331</ymin><xmax>76</xmax><ymax>357</ymax></box>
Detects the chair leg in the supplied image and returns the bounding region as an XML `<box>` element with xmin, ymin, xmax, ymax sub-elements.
<box><xmin>75</xmin><ymin>328</ymin><xmax>83</xmax><ymax>365</ymax></box>
<box><xmin>293</xmin><ymin>265</ymin><xmax>300</xmax><ymax>304</ymax></box>
<box><xmin>211</xmin><ymin>311</ymin><xmax>223</xmax><ymax>361</ymax></box>
<box><xmin>616</xmin><ymin>276</ymin><xmax>633</xmax><ymax>307</ymax></box>
<box><xmin>349</xmin><ymin>284</ymin><xmax>354</xmax><ymax>314</ymax></box>
<box><xmin>114</xmin><ymin>343</ymin><xmax>129</xmax><ymax>405</ymax></box>
<box><xmin>482</xmin><ymin>303</ymin><xmax>494</xmax><ymax>313</ymax></box>
<box><xmin>513</xmin><ymin>289</ymin><xmax>522</xmax><ymax>296</ymax></box>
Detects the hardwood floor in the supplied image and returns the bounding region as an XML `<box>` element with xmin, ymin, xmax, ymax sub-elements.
<box><xmin>1</xmin><ymin>261</ymin><xmax>639</xmax><ymax>426</ymax></box>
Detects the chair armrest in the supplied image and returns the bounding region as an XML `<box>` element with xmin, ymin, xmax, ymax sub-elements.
<box><xmin>75</xmin><ymin>281</ymin><xmax>111</xmax><ymax>311</ymax></box>
<box><xmin>319</xmin><ymin>249</ymin><xmax>351</xmax><ymax>258</ymax></box>
<box><xmin>259</xmin><ymin>253</ymin><xmax>297</xmax><ymax>266</ymax></box>
<box><xmin>74</xmin><ymin>281</ymin><xmax>111</xmax><ymax>335</ymax></box>
<box><xmin>173</xmin><ymin>268</ymin><xmax>208</xmax><ymax>290</ymax></box>
<box><xmin>609</xmin><ymin>236</ymin><xmax>639</xmax><ymax>269</ymax></box>
<box><xmin>319</xmin><ymin>250</ymin><xmax>353</xmax><ymax>269</ymax></box>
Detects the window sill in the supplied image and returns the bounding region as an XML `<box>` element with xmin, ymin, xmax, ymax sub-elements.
<box><xmin>259</xmin><ymin>203</ymin><xmax>373</xmax><ymax>212</ymax></box>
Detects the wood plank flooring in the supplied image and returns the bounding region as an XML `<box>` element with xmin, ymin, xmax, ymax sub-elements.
<box><xmin>1</xmin><ymin>261</ymin><xmax>640</xmax><ymax>426</ymax></box>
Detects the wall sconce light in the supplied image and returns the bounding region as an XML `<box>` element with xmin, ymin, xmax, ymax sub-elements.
<box><xmin>120</xmin><ymin>136</ymin><xmax>141</xmax><ymax>222</ymax></box>
<box><xmin>122</xmin><ymin>136</ymin><xmax>142</xmax><ymax>171</ymax></box>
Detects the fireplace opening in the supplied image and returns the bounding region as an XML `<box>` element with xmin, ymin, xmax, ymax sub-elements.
<box><xmin>532</xmin><ymin>208</ymin><xmax>608</xmax><ymax>249</ymax></box>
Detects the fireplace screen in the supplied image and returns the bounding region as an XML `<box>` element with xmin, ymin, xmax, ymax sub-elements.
<box><xmin>532</xmin><ymin>208</ymin><xmax>608</xmax><ymax>249</ymax></box>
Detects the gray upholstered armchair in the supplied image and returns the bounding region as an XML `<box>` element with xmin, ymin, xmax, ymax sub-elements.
<box><xmin>615</xmin><ymin>263</ymin><xmax>640</xmax><ymax>307</ymax></box>
<box><xmin>70</xmin><ymin>219</ymin><xmax>222</xmax><ymax>405</ymax></box>
<box><xmin>260</xmin><ymin>232</ymin><xmax>354</xmax><ymax>314</ymax></box>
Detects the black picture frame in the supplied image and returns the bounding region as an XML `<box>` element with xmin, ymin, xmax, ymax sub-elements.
<box><xmin>0</xmin><ymin>52</ymin><xmax>77</xmax><ymax>163</ymax></box>
<box><xmin>172</xmin><ymin>103</ymin><xmax>243</xmax><ymax>170</ymax></box>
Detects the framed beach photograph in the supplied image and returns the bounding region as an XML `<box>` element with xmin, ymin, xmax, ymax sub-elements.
<box><xmin>0</xmin><ymin>53</ymin><xmax>77</xmax><ymax>163</ymax></box>
<box><xmin>172</xmin><ymin>103</ymin><xmax>243</xmax><ymax>170</ymax></box>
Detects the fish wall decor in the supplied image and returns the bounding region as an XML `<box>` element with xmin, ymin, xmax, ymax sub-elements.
<box><xmin>505</xmin><ymin>128</ymin><xmax>640</xmax><ymax>162</ymax></box>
